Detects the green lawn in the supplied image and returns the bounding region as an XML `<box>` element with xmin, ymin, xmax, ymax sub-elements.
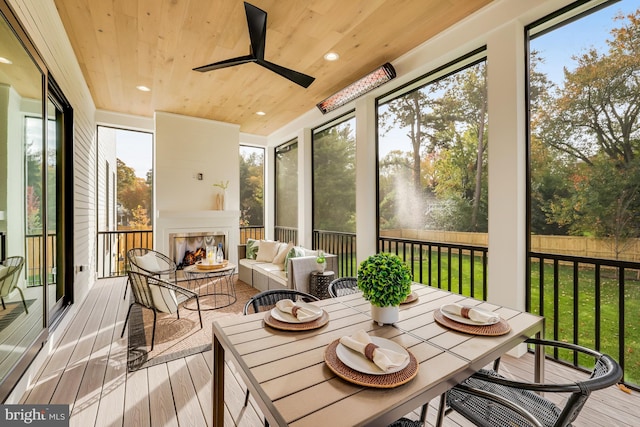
<box><xmin>393</xmin><ymin>250</ymin><xmax>638</xmax><ymax>387</ymax></box>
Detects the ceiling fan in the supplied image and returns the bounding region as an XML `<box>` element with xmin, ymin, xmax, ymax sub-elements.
<box><xmin>193</xmin><ymin>2</ymin><xmax>315</xmax><ymax>88</ymax></box>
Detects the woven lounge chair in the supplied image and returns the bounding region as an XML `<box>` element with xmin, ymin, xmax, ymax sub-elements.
<box><xmin>125</xmin><ymin>248</ymin><xmax>178</xmax><ymax>299</ymax></box>
<box><xmin>122</xmin><ymin>270</ymin><xmax>202</xmax><ymax>351</ymax></box>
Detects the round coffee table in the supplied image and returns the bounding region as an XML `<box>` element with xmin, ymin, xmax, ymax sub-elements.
<box><xmin>182</xmin><ymin>263</ymin><xmax>237</xmax><ymax>310</ymax></box>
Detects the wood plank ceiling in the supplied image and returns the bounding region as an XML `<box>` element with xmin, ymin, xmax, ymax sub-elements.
<box><xmin>53</xmin><ymin>0</ymin><xmax>492</xmax><ymax>135</ymax></box>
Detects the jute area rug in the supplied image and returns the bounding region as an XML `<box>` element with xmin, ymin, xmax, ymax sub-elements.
<box><xmin>126</xmin><ymin>277</ymin><xmax>259</xmax><ymax>372</ymax></box>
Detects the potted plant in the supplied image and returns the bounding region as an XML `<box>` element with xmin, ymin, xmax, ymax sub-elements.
<box><xmin>316</xmin><ymin>250</ymin><xmax>326</xmax><ymax>273</ymax></box>
<box><xmin>357</xmin><ymin>252</ymin><xmax>412</xmax><ymax>325</ymax></box>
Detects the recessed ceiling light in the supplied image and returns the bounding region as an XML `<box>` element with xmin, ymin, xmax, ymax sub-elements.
<box><xmin>0</xmin><ymin>57</ymin><xmax>13</xmax><ymax>64</ymax></box>
<box><xmin>256</xmin><ymin>111</ymin><xmax>266</xmax><ymax>116</ymax></box>
<box><xmin>136</xmin><ymin>85</ymin><xmax>151</xmax><ymax>92</ymax></box>
<box><xmin>324</xmin><ymin>52</ymin><xmax>339</xmax><ymax>61</ymax></box>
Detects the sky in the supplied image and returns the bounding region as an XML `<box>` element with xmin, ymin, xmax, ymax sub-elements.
<box><xmin>115</xmin><ymin>1</ymin><xmax>639</xmax><ymax>175</ymax></box>
<box><xmin>115</xmin><ymin>129</ymin><xmax>153</xmax><ymax>179</ymax></box>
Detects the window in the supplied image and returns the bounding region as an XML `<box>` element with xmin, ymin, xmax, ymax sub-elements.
<box><xmin>312</xmin><ymin>115</ymin><xmax>356</xmax><ymax>233</ymax></box>
<box><xmin>377</xmin><ymin>51</ymin><xmax>488</xmax><ymax>236</ymax></box>
<box><xmin>239</xmin><ymin>145</ymin><xmax>264</xmax><ymax>227</ymax></box>
<box><xmin>528</xmin><ymin>0</ymin><xmax>640</xmax><ymax>260</ymax></box>
<box><xmin>274</xmin><ymin>140</ymin><xmax>298</xmax><ymax>242</ymax></box>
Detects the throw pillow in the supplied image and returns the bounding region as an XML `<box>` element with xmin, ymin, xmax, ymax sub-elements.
<box><xmin>148</xmin><ymin>284</ymin><xmax>179</xmax><ymax>313</ymax></box>
<box><xmin>0</xmin><ymin>265</ymin><xmax>8</xmax><ymax>280</ymax></box>
<box><xmin>135</xmin><ymin>252</ymin><xmax>161</xmax><ymax>273</ymax></box>
<box><xmin>273</xmin><ymin>242</ymin><xmax>294</xmax><ymax>270</ymax></box>
<box><xmin>245</xmin><ymin>238</ymin><xmax>260</xmax><ymax>260</ymax></box>
<box><xmin>284</xmin><ymin>246</ymin><xmax>306</xmax><ymax>276</ymax></box>
<box><xmin>256</xmin><ymin>240</ymin><xmax>280</xmax><ymax>262</ymax></box>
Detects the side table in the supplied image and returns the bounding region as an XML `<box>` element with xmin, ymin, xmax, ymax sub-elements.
<box><xmin>309</xmin><ymin>270</ymin><xmax>335</xmax><ymax>299</ymax></box>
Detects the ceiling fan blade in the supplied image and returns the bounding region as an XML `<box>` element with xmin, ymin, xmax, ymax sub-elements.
<box><xmin>244</xmin><ymin>2</ymin><xmax>266</xmax><ymax>59</ymax></box>
<box><xmin>258</xmin><ymin>59</ymin><xmax>315</xmax><ymax>88</ymax></box>
<box><xmin>193</xmin><ymin>55</ymin><xmax>255</xmax><ymax>72</ymax></box>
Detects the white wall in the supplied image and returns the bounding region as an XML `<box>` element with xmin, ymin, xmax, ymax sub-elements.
<box><xmin>155</xmin><ymin>111</ymin><xmax>240</xmax><ymax>212</ymax></box>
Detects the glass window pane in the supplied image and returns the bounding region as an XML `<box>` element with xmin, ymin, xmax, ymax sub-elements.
<box><xmin>377</xmin><ymin>59</ymin><xmax>488</xmax><ymax>235</ymax></box>
<box><xmin>313</xmin><ymin>116</ymin><xmax>356</xmax><ymax>233</ymax></box>
<box><xmin>275</xmin><ymin>141</ymin><xmax>298</xmax><ymax>229</ymax></box>
<box><xmin>239</xmin><ymin>146</ymin><xmax>264</xmax><ymax>227</ymax></box>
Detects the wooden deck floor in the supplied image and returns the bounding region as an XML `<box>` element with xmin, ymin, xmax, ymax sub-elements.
<box><xmin>18</xmin><ymin>277</ymin><xmax>640</xmax><ymax>426</ymax></box>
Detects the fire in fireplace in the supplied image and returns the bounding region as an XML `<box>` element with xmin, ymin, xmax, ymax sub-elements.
<box><xmin>169</xmin><ymin>232</ymin><xmax>226</xmax><ymax>269</ymax></box>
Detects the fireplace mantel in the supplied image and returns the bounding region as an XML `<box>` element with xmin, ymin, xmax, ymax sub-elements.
<box><xmin>156</xmin><ymin>209</ymin><xmax>241</xmax><ymax>265</ymax></box>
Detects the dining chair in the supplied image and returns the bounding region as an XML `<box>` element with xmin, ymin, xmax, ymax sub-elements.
<box><xmin>0</xmin><ymin>256</ymin><xmax>28</xmax><ymax>313</ymax></box>
<box><xmin>328</xmin><ymin>276</ymin><xmax>361</xmax><ymax>298</ymax></box>
<box><xmin>125</xmin><ymin>248</ymin><xmax>178</xmax><ymax>299</ymax></box>
<box><xmin>437</xmin><ymin>338</ymin><xmax>623</xmax><ymax>427</ymax></box>
<box><xmin>122</xmin><ymin>270</ymin><xmax>202</xmax><ymax>351</ymax></box>
<box><xmin>243</xmin><ymin>288</ymin><xmax>320</xmax><ymax>314</ymax></box>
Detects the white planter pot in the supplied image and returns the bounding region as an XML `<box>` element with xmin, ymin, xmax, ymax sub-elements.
<box><xmin>370</xmin><ymin>304</ymin><xmax>399</xmax><ymax>326</ymax></box>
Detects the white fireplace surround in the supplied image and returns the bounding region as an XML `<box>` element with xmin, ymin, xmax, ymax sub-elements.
<box><xmin>156</xmin><ymin>210</ymin><xmax>241</xmax><ymax>266</ymax></box>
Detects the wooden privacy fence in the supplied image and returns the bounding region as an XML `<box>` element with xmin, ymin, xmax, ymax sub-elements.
<box><xmin>381</xmin><ymin>229</ymin><xmax>640</xmax><ymax>262</ymax></box>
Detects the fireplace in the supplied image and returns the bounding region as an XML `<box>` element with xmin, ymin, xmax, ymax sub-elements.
<box><xmin>169</xmin><ymin>232</ymin><xmax>226</xmax><ymax>269</ymax></box>
<box><xmin>156</xmin><ymin>209</ymin><xmax>240</xmax><ymax>269</ymax></box>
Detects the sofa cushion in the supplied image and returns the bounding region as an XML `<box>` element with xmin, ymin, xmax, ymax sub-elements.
<box><xmin>246</xmin><ymin>238</ymin><xmax>260</xmax><ymax>260</ymax></box>
<box><xmin>272</xmin><ymin>242</ymin><xmax>294</xmax><ymax>270</ymax></box>
<box><xmin>256</xmin><ymin>240</ymin><xmax>280</xmax><ymax>262</ymax></box>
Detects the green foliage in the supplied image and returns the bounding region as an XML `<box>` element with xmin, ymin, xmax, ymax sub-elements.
<box><xmin>313</xmin><ymin>120</ymin><xmax>356</xmax><ymax>232</ymax></box>
<box><xmin>530</xmin><ymin>9</ymin><xmax>640</xmax><ymax>247</ymax></box>
<box><xmin>275</xmin><ymin>142</ymin><xmax>298</xmax><ymax>228</ymax></box>
<box><xmin>377</xmin><ymin>61</ymin><xmax>488</xmax><ymax>232</ymax></box>
<box><xmin>357</xmin><ymin>253</ymin><xmax>412</xmax><ymax>307</ymax></box>
<box><xmin>117</xmin><ymin>158</ymin><xmax>152</xmax><ymax>229</ymax></box>
<box><xmin>240</xmin><ymin>147</ymin><xmax>264</xmax><ymax>226</ymax></box>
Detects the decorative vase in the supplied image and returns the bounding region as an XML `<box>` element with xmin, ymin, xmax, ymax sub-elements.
<box><xmin>316</xmin><ymin>261</ymin><xmax>326</xmax><ymax>273</ymax></box>
<box><xmin>370</xmin><ymin>304</ymin><xmax>399</xmax><ymax>326</ymax></box>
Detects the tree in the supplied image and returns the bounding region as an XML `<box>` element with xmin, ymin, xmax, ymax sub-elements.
<box><xmin>117</xmin><ymin>158</ymin><xmax>152</xmax><ymax>229</ymax></box>
<box><xmin>239</xmin><ymin>149</ymin><xmax>264</xmax><ymax>226</ymax></box>
<box><xmin>313</xmin><ymin>122</ymin><xmax>356</xmax><ymax>233</ymax></box>
<box><xmin>532</xmin><ymin>8</ymin><xmax>640</xmax><ymax>252</ymax></box>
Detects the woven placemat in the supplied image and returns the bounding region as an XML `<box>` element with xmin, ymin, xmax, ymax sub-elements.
<box><xmin>264</xmin><ymin>310</ymin><xmax>329</xmax><ymax>331</ymax></box>
<box><xmin>324</xmin><ymin>339</ymin><xmax>418</xmax><ymax>388</ymax></box>
<box><xmin>433</xmin><ymin>310</ymin><xmax>511</xmax><ymax>336</ymax></box>
<box><xmin>400</xmin><ymin>291</ymin><xmax>419</xmax><ymax>305</ymax></box>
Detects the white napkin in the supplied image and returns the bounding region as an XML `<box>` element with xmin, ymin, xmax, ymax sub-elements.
<box><xmin>441</xmin><ymin>303</ymin><xmax>500</xmax><ymax>324</ymax></box>
<box><xmin>275</xmin><ymin>299</ymin><xmax>319</xmax><ymax>322</ymax></box>
<box><xmin>339</xmin><ymin>329</ymin><xmax>408</xmax><ymax>372</ymax></box>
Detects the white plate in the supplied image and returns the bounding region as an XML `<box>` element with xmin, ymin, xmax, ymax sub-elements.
<box><xmin>336</xmin><ymin>336</ymin><xmax>410</xmax><ymax>375</ymax></box>
<box><xmin>270</xmin><ymin>302</ymin><xmax>323</xmax><ymax>324</ymax></box>
<box><xmin>440</xmin><ymin>307</ymin><xmax>500</xmax><ymax>326</ymax></box>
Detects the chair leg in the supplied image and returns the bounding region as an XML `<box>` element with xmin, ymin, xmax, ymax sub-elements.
<box><xmin>121</xmin><ymin>303</ymin><xmax>135</xmax><ymax>338</ymax></box>
<box><xmin>244</xmin><ymin>389</ymin><xmax>250</xmax><ymax>407</ymax></box>
<box><xmin>151</xmin><ymin>310</ymin><xmax>157</xmax><ymax>351</ymax></box>
<box><xmin>435</xmin><ymin>393</ymin><xmax>446</xmax><ymax>427</ymax></box>
<box><xmin>16</xmin><ymin>287</ymin><xmax>28</xmax><ymax>313</ymax></box>
<box><xmin>1</xmin><ymin>297</ymin><xmax>5</xmax><ymax>310</ymax></box>
<box><xmin>195</xmin><ymin>295</ymin><xmax>203</xmax><ymax>328</ymax></box>
<box><xmin>123</xmin><ymin>277</ymin><xmax>130</xmax><ymax>300</ymax></box>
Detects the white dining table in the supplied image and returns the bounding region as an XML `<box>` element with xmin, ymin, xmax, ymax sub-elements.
<box><xmin>212</xmin><ymin>283</ymin><xmax>544</xmax><ymax>426</ymax></box>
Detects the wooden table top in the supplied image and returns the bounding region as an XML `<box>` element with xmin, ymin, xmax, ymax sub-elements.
<box><xmin>212</xmin><ymin>283</ymin><xmax>544</xmax><ymax>426</ymax></box>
